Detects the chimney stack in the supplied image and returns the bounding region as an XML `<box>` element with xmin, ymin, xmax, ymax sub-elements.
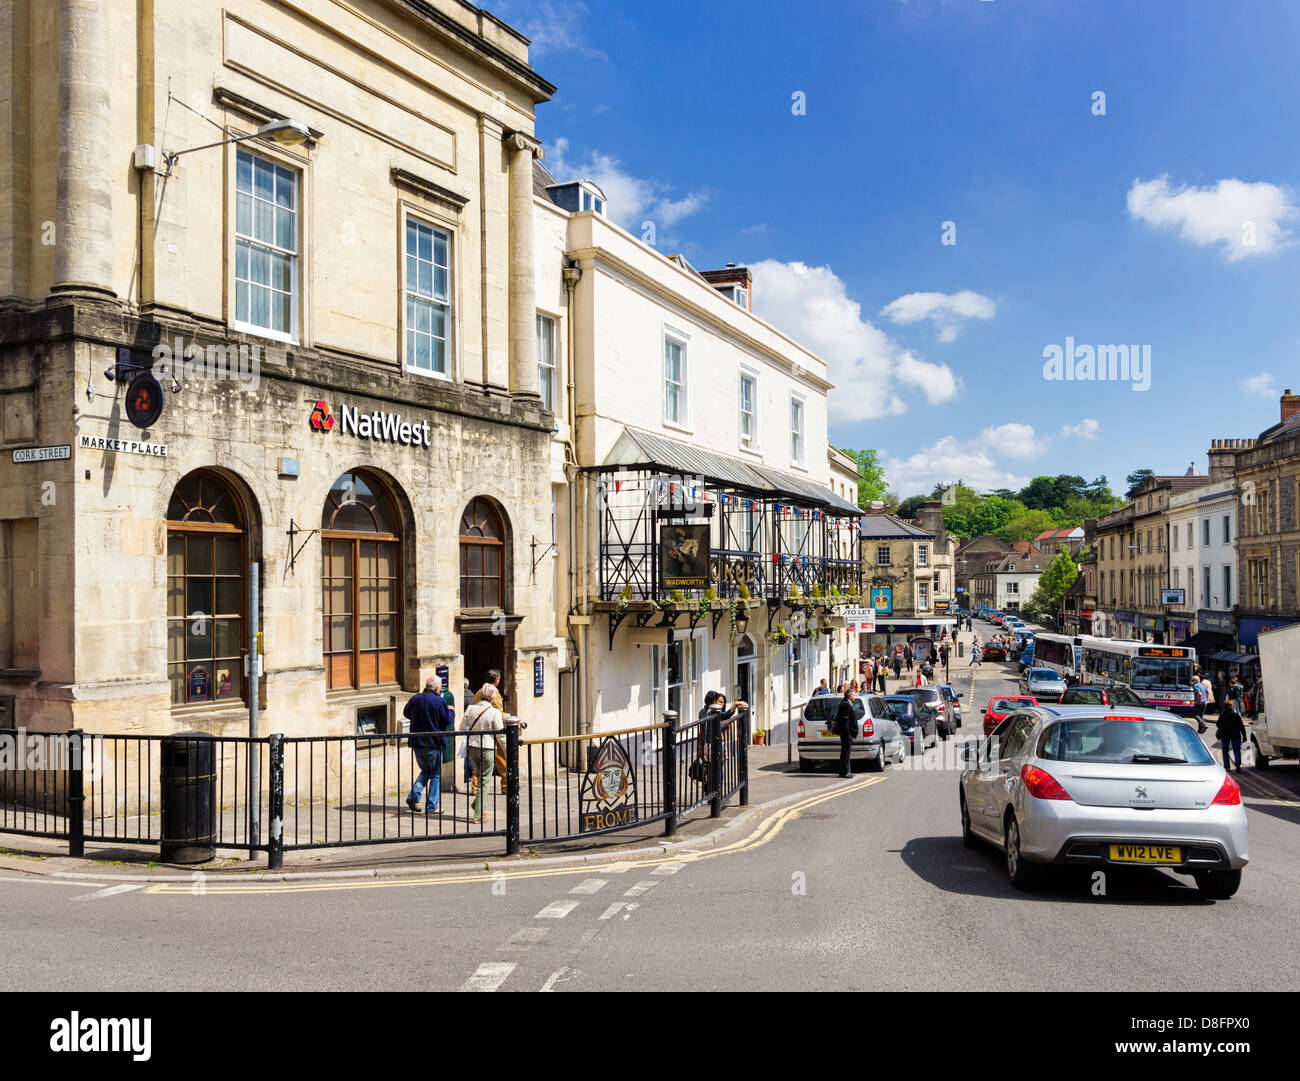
<box><xmin>1282</xmin><ymin>388</ymin><xmax>1300</xmax><ymax>424</ymax></box>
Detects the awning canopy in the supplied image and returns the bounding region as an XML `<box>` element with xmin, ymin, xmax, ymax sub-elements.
<box><xmin>1209</xmin><ymin>651</ymin><xmax>1258</xmax><ymax>665</ymax></box>
<box><xmin>595</xmin><ymin>427</ymin><xmax>863</xmax><ymax>516</ymax></box>
<box><xmin>1177</xmin><ymin>630</ymin><xmax>1233</xmax><ymax>655</ymax></box>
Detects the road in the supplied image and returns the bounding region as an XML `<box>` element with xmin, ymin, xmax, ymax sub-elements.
<box><xmin>2</xmin><ymin>620</ymin><xmax>1298</xmax><ymax>992</ymax></box>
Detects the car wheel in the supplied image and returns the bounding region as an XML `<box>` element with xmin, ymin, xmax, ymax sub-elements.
<box><xmin>798</xmin><ymin>758</ymin><xmax>815</xmax><ymax>773</ymax></box>
<box><xmin>1004</xmin><ymin>815</ymin><xmax>1043</xmax><ymax>890</ymax></box>
<box><xmin>894</xmin><ymin>742</ymin><xmax>907</xmax><ymax>764</ymax></box>
<box><xmin>960</xmin><ymin>792</ymin><xmax>976</xmax><ymax>849</ymax></box>
<box><xmin>867</xmin><ymin>743</ymin><xmax>885</xmax><ymax>772</ymax></box>
<box><xmin>1193</xmin><ymin>869</ymin><xmax>1242</xmax><ymax>900</ymax></box>
<box><xmin>1252</xmin><ymin>738</ymin><xmax>1270</xmax><ymax>770</ymax></box>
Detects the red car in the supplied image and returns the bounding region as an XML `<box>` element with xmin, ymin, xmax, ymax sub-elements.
<box><xmin>981</xmin><ymin>695</ymin><xmax>1038</xmax><ymax>736</ymax></box>
<box><xmin>982</xmin><ymin>642</ymin><xmax>1007</xmax><ymax>661</ymax></box>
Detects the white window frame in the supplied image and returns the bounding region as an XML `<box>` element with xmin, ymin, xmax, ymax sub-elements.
<box><xmin>789</xmin><ymin>393</ymin><xmax>806</xmax><ymax>467</ymax></box>
<box><xmin>877</xmin><ymin>545</ymin><xmax>891</xmax><ymax>567</ymax></box>
<box><xmin>917</xmin><ymin>544</ymin><xmax>929</xmax><ymax>567</ymax></box>
<box><xmin>403</xmin><ymin>214</ymin><xmax>453</xmax><ymax>379</ymax></box>
<box><xmin>738</xmin><ymin>367</ymin><xmax>758</xmax><ymax>450</ymax></box>
<box><xmin>536</xmin><ymin>312</ymin><xmax>558</xmax><ymax>414</ymax></box>
<box><xmin>232</xmin><ymin>147</ymin><xmax>299</xmax><ymax>343</ymax></box>
<box><xmin>663</xmin><ymin>328</ymin><xmax>690</xmax><ymax>431</ymax></box>
<box><xmin>918</xmin><ymin>581</ymin><xmax>930</xmax><ymax>610</ymax></box>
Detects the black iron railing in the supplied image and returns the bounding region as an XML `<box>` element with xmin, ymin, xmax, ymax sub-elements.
<box><xmin>0</xmin><ymin>711</ymin><xmax>749</xmax><ymax>868</ymax></box>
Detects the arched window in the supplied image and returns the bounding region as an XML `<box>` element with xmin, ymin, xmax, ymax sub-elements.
<box><xmin>322</xmin><ymin>471</ymin><xmax>401</xmax><ymax>690</ymax></box>
<box><xmin>167</xmin><ymin>470</ymin><xmax>246</xmax><ymax>706</ymax></box>
<box><xmin>459</xmin><ymin>497</ymin><xmax>505</xmax><ymax>609</ymax></box>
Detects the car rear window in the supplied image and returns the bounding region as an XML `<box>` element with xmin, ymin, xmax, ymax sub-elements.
<box><xmin>1063</xmin><ymin>688</ymin><xmax>1105</xmax><ymax>704</ymax></box>
<box><xmin>883</xmin><ymin>699</ymin><xmax>912</xmax><ymax>719</ymax></box>
<box><xmin>915</xmin><ymin>689</ymin><xmax>941</xmax><ymax>704</ymax></box>
<box><xmin>990</xmin><ymin>697</ymin><xmax>1032</xmax><ymax>711</ymax></box>
<box><xmin>805</xmin><ymin>697</ymin><xmax>864</xmax><ymax>722</ymax></box>
<box><xmin>1037</xmin><ymin>719</ymin><xmax>1212</xmax><ymax>765</ymax></box>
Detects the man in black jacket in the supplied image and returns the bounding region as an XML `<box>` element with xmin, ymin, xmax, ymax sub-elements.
<box><xmin>835</xmin><ymin>688</ymin><xmax>858</xmax><ymax>778</ymax></box>
<box><xmin>405</xmin><ymin>676</ymin><xmax>453</xmax><ymax>813</ymax></box>
<box><xmin>1216</xmin><ymin>698</ymin><xmax>1247</xmax><ymax>773</ymax></box>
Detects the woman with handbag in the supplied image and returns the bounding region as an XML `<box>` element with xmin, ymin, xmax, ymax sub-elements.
<box><xmin>460</xmin><ymin>684</ymin><xmax>504</xmax><ymax>824</ymax></box>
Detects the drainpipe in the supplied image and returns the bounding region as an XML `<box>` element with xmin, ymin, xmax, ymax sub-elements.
<box><xmin>561</xmin><ymin>261</ymin><xmax>589</xmax><ymax>741</ymax></box>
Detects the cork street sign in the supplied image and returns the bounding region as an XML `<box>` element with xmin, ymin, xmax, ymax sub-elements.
<box><xmin>12</xmin><ymin>445</ymin><xmax>71</xmax><ymax>464</ymax></box>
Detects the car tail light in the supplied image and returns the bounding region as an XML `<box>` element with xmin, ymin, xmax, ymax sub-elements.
<box><xmin>797</xmin><ymin>720</ymin><xmax>805</xmax><ymax>737</ymax></box>
<box><xmin>862</xmin><ymin>719</ymin><xmax>874</xmax><ymax>737</ymax></box>
<box><xmin>1212</xmin><ymin>774</ymin><xmax>1242</xmax><ymax>806</ymax></box>
<box><xmin>1104</xmin><ymin>715</ymin><xmax>1144</xmax><ymax>722</ymax></box>
<box><xmin>1020</xmin><ymin>764</ymin><xmax>1072</xmax><ymax>801</ymax></box>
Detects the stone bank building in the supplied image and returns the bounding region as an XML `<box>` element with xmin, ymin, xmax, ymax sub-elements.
<box><xmin>0</xmin><ymin>0</ymin><xmax>562</xmax><ymax>737</ymax></box>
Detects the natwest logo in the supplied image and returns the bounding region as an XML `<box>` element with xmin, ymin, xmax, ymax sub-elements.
<box><xmin>309</xmin><ymin>400</ymin><xmax>334</xmax><ymax>431</ymax></box>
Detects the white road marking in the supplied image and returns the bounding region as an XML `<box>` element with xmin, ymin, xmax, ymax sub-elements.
<box><xmin>601</xmin><ymin>862</ymin><xmax>634</xmax><ymax>874</ymax></box>
<box><xmin>500</xmin><ymin>927</ymin><xmax>548</xmax><ymax>949</ymax></box>
<box><xmin>535</xmin><ymin>899</ymin><xmax>579</xmax><ymax>919</ymax></box>
<box><xmin>0</xmin><ymin>877</ymin><xmax>106</xmax><ymax>888</ymax></box>
<box><xmin>650</xmin><ymin>862</ymin><xmax>685</xmax><ymax>876</ymax></box>
<box><xmin>569</xmin><ymin>926</ymin><xmax>602</xmax><ymax>955</ymax></box>
<box><xmin>568</xmin><ymin>878</ymin><xmax>608</xmax><ymax>895</ymax></box>
<box><xmin>459</xmin><ymin>962</ymin><xmax>516</xmax><ymax>992</ymax></box>
<box><xmin>623</xmin><ymin>880</ymin><xmax>660</xmax><ymax>897</ymax></box>
<box><xmin>73</xmin><ymin>883</ymin><xmax>146</xmax><ymax>901</ymax></box>
<box><xmin>540</xmin><ymin>965</ymin><xmax>580</xmax><ymax>992</ymax></box>
<box><xmin>598</xmin><ymin>901</ymin><xmax>639</xmax><ymax>921</ymax></box>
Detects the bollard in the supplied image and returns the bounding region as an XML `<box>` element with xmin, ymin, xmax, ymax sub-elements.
<box><xmin>504</xmin><ymin>715</ymin><xmax>521</xmax><ymax>856</ymax></box>
<box><xmin>662</xmin><ymin>710</ymin><xmax>678</xmax><ymax>837</ymax></box>
<box><xmin>267</xmin><ymin>734</ymin><xmax>284</xmax><ymax>871</ymax></box>
<box><xmin>67</xmin><ymin>729</ymin><xmax>85</xmax><ymax>859</ymax></box>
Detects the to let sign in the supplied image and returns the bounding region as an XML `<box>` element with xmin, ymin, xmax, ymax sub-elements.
<box><xmin>843</xmin><ymin>607</ymin><xmax>876</xmax><ymax>633</ymax></box>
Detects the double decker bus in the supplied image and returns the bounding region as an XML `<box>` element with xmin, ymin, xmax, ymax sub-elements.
<box><xmin>1077</xmin><ymin>636</ymin><xmax>1197</xmax><ymax>713</ymax></box>
<box><xmin>1030</xmin><ymin>632</ymin><xmax>1082</xmax><ymax>678</ymax></box>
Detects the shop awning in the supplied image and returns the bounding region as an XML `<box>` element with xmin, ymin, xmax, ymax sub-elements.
<box><xmin>1209</xmin><ymin>651</ymin><xmax>1258</xmax><ymax>665</ymax></box>
<box><xmin>1176</xmin><ymin>631</ymin><xmax>1234</xmax><ymax>655</ymax></box>
<box><xmin>595</xmin><ymin>427</ymin><xmax>863</xmax><ymax>516</ymax></box>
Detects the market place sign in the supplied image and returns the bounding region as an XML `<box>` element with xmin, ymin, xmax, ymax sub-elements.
<box><xmin>309</xmin><ymin>398</ymin><xmax>431</xmax><ymax>448</ymax></box>
<box><xmin>78</xmin><ymin>434</ymin><xmax>168</xmax><ymax>457</ymax></box>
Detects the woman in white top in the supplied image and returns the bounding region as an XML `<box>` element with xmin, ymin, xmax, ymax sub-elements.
<box><xmin>460</xmin><ymin>684</ymin><xmax>504</xmax><ymax>823</ymax></box>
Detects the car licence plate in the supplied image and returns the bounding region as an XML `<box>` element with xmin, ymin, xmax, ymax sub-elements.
<box><xmin>1108</xmin><ymin>844</ymin><xmax>1181</xmax><ymax>864</ymax></box>
<box><xmin>821</xmin><ymin>729</ymin><xmax>838</xmax><ymax>738</ymax></box>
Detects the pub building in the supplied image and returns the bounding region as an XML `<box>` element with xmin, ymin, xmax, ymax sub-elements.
<box><xmin>0</xmin><ymin>1</ymin><xmax>562</xmax><ymax>744</ymax></box>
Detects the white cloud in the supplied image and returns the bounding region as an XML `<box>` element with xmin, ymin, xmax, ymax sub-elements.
<box><xmin>1241</xmin><ymin>373</ymin><xmax>1278</xmax><ymax>397</ymax></box>
<box><xmin>880</xmin><ymin>290</ymin><xmax>997</xmax><ymax>343</ymax></box>
<box><xmin>979</xmin><ymin>422</ymin><xmax>1046</xmax><ymax>458</ymax></box>
<box><xmin>494</xmin><ymin>1</ymin><xmax>607</xmax><ymax>60</ymax></box>
<box><xmin>545</xmin><ymin>138</ymin><xmax>709</xmax><ymax>234</ymax></box>
<box><xmin>1061</xmin><ymin>418</ymin><xmax>1100</xmax><ymax>440</ymax></box>
<box><xmin>1127</xmin><ymin>175</ymin><xmax>1297</xmax><ymax>261</ymax></box>
<box><xmin>749</xmin><ymin>260</ymin><xmax>960</xmax><ymax>424</ymax></box>
<box><xmin>882</xmin><ymin>436</ymin><xmax>1031</xmax><ymax>497</ymax></box>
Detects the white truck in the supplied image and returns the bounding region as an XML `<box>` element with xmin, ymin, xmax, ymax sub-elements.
<box><xmin>1250</xmin><ymin>622</ymin><xmax>1300</xmax><ymax>768</ymax></box>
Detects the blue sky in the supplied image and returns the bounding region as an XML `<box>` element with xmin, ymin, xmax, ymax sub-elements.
<box><xmin>496</xmin><ymin>0</ymin><xmax>1300</xmax><ymax>498</ymax></box>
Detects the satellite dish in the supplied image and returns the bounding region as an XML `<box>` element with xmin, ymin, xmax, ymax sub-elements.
<box><xmin>126</xmin><ymin>371</ymin><xmax>164</xmax><ymax>429</ymax></box>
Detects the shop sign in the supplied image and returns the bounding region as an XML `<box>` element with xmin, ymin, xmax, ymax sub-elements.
<box><xmin>579</xmin><ymin>736</ymin><xmax>638</xmax><ymax>832</ymax></box>
<box><xmin>533</xmin><ymin>657</ymin><xmax>544</xmax><ymax>698</ymax></box>
<box><xmin>1160</xmin><ymin>588</ymin><xmax>1185</xmax><ymax>606</ymax></box>
<box><xmin>78</xmin><ymin>434</ymin><xmax>168</xmax><ymax>457</ymax></box>
<box><xmin>660</xmin><ymin>523</ymin><xmax>710</xmax><ymax>589</ymax></box>
<box><xmin>870</xmin><ymin>588</ymin><xmax>892</xmax><ymax>615</ymax></box>
<box><xmin>1197</xmin><ymin>610</ymin><xmax>1235</xmax><ymax>634</ymax></box>
<box><xmin>309</xmin><ymin>398</ymin><xmax>432</xmax><ymax>448</ymax></box>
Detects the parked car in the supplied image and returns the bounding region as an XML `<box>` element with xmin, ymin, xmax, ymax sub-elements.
<box><xmin>983</xmin><ymin>642</ymin><xmax>1007</xmax><ymax>662</ymax></box>
<box><xmin>940</xmin><ymin>684</ymin><xmax>964</xmax><ymax>729</ymax></box>
<box><xmin>797</xmin><ymin>693</ymin><xmax>905</xmax><ymax>773</ymax></box>
<box><xmin>958</xmin><ymin>705</ymin><xmax>1248</xmax><ymax>898</ymax></box>
<box><xmin>1020</xmin><ymin>667</ymin><xmax>1068</xmax><ymax>699</ymax></box>
<box><xmin>883</xmin><ymin>694</ymin><xmax>938</xmax><ymax>753</ymax></box>
<box><xmin>1059</xmin><ymin>685</ymin><xmax>1145</xmax><ymax>709</ymax></box>
<box><xmin>907</xmin><ymin>685</ymin><xmax>956</xmax><ymax>740</ymax></box>
<box><xmin>982</xmin><ymin>695</ymin><xmax>1039</xmax><ymax>736</ymax></box>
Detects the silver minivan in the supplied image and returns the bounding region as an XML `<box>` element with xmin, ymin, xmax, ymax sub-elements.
<box><xmin>798</xmin><ymin>693</ymin><xmax>905</xmax><ymax>772</ymax></box>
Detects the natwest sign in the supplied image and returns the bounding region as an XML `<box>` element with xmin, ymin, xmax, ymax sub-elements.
<box><xmin>310</xmin><ymin>398</ymin><xmax>430</xmax><ymax>448</ymax></box>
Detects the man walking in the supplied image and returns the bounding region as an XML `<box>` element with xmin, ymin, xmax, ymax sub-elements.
<box><xmin>405</xmin><ymin>676</ymin><xmax>453</xmax><ymax>814</ymax></box>
<box><xmin>875</xmin><ymin>659</ymin><xmax>887</xmax><ymax>694</ymax></box>
<box><xmin>814</xmin><ymin>678</ymin><xmax>830</xmax><ymax>696</ymax></box>
<box><xmin>835</xmin><ymin>686</ymin><xmax>858</xmax><ymax>778</ymax></box>
<box><xmin>1192</xmin><ymin>674</ymin><xmax>1208</xmax><ymax>734</ymax></box>
<box><xmin>969</xmin><ymin>637</ymin><xmax>982</xmax><ymax>666</ymax></box>
<box><xmin>1216</xmin><ymin>698</ymin><xmax>1246</xmax><ymax>773</ymax></box>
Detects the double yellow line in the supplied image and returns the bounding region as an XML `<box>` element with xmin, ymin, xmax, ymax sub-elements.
<box><xmin>144</xmin><ymin>776</ymin><xmax>885</xmax><ymax>896</ymax></box>
<box><xmin>1236</xmin><ymin>767</ymin><xmax>1300</xmax><ymax>807</ymax></box>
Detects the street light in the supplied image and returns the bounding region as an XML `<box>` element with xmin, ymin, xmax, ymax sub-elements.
<box><xmin>138</xmin><ymin>118</ymin><xmax>312</xmax><ymax>178</ymax></box>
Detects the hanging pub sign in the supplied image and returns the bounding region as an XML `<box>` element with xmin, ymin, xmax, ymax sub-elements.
<box><xmin>660</xmin><ymin>523</ymin><xmax>710</xmax><ymax>590</ymax></box>
<box><xmin>870</xmin><ymin>588</ymin><xmax>893</xmax><ymax>615</ymax></box>
<box><xmin>579</xmin><ymin>736</ymin><xmax>638</xmax><ymax>832</ymax></box>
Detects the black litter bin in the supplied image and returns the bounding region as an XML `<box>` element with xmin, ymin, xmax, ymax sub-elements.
<box><xmin>160</xmin><ymin>732</ymin><xmax>216</xmax><ymax>863</ymax></box>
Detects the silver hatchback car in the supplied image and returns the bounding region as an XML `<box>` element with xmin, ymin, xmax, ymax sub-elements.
<box><xmin>1019</xmin><ymin>667</ymin><xmax>1067</xmax><ymax>699</ymax></box>
<box><xmin>959</xmin><ymin>705</ymin><xmax>1248</xmax><ymax>898</ymax></box>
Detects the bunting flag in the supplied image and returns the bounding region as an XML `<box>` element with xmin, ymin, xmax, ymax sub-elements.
<box><xmin>614</xmin><ymin>480</ymin><xmax>622</xmax><ymax>493</ymax></box>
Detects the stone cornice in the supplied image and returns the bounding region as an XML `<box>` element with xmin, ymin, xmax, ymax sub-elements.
<box><xmin>390</xmin><ymin>167</ymin><xmax>470</xmax><ymax>212</ymax></box>
<box><xmin>212</xmin><ymin>86</ymin><xmax>325</xmax><ymax>148</ymax></box>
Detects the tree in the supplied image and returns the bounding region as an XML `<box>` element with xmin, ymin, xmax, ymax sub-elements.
<box><xmin>1000</xmin><ymin>508</ymin><xmax>1056</xmax><ymax>543</ymax></box>
<box><xmin>896</xmin><ymin>495</ymin><xmax>927</xmax><ymax>520</ymax></box>
<box><xmin>969</xmin><ymin>495</ymin><xmax>1022</xmax><ymax>536</ymax></box>
<box><xmin>1125</xmin><ymin>469</ymin><xmax>1155</xmax><ymax>499</ymax></box>
<box><xmin>1024</xmin><ymin>550</ymin><xmax>1078</xmax><ymax>621</ymax></box>
<box><xmin>843</xmin><ymin>448</ymin><xmax>890</xmax><ymax>510</ymax></box>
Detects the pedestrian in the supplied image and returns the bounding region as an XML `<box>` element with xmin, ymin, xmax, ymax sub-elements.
<box><xmin>850</xmin><ymin>677</ymin><xmax>860</xmax><ymax>694</ymax></box>
<box><xmin>1192</xmin><ymin>675</ymin><xmax>1208</xmax><ymax>734</ymax></box>
<box><xmin>404</xmin><ymin>676</ymin><xmax>453</xmax><ymax>814</ymax></box>
<box><xmin>892</xmin><ymin>654</ymin><xmax>902</xmax><ymax>680</ymax></box>
<box><xmin>969</xmin><ymin>637</ymin><xmax>982</xmax><ymax>666</ymax></box>
<box><xmin>834</xmin><ymin>686</ymin><xmax>858</xmax><ymax>777</ymax></box>
<box><xmin>875</xmin><ymin>661</ymin><xmax>887</xmax><ymax>694</ymax></box>
<box><xmin>1212</xmin><ymin>674</ymin><xmax>1226</xmax><ymax>714</ymax></box>
<box><xmin>905</xmin><ymin>646</ymin><xmax>913</xmax><ymax>672</ymax></box>
<box><xmin>939</xmin><ymin>643</ymin><xmax>950</xmax><ymax>668</ymax></box>
<box><xmin>814</xmin><ymin>678</ymin><xmax>829</xmax><ymax>696</ymax></box>
<box><xmin>1216</xmin><ymin>698</ymin><xmax>1246</xmax><ymax>773</ymax></box>
<box><xmin>1229</xmin><ymin>674</ymin><xmax>1244</xmax><ymax>708</ymax></box>
<box><xmin>460</xmin><ymin>683</ymin><xmax>504</xmax><ymax>824</ymax></box>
